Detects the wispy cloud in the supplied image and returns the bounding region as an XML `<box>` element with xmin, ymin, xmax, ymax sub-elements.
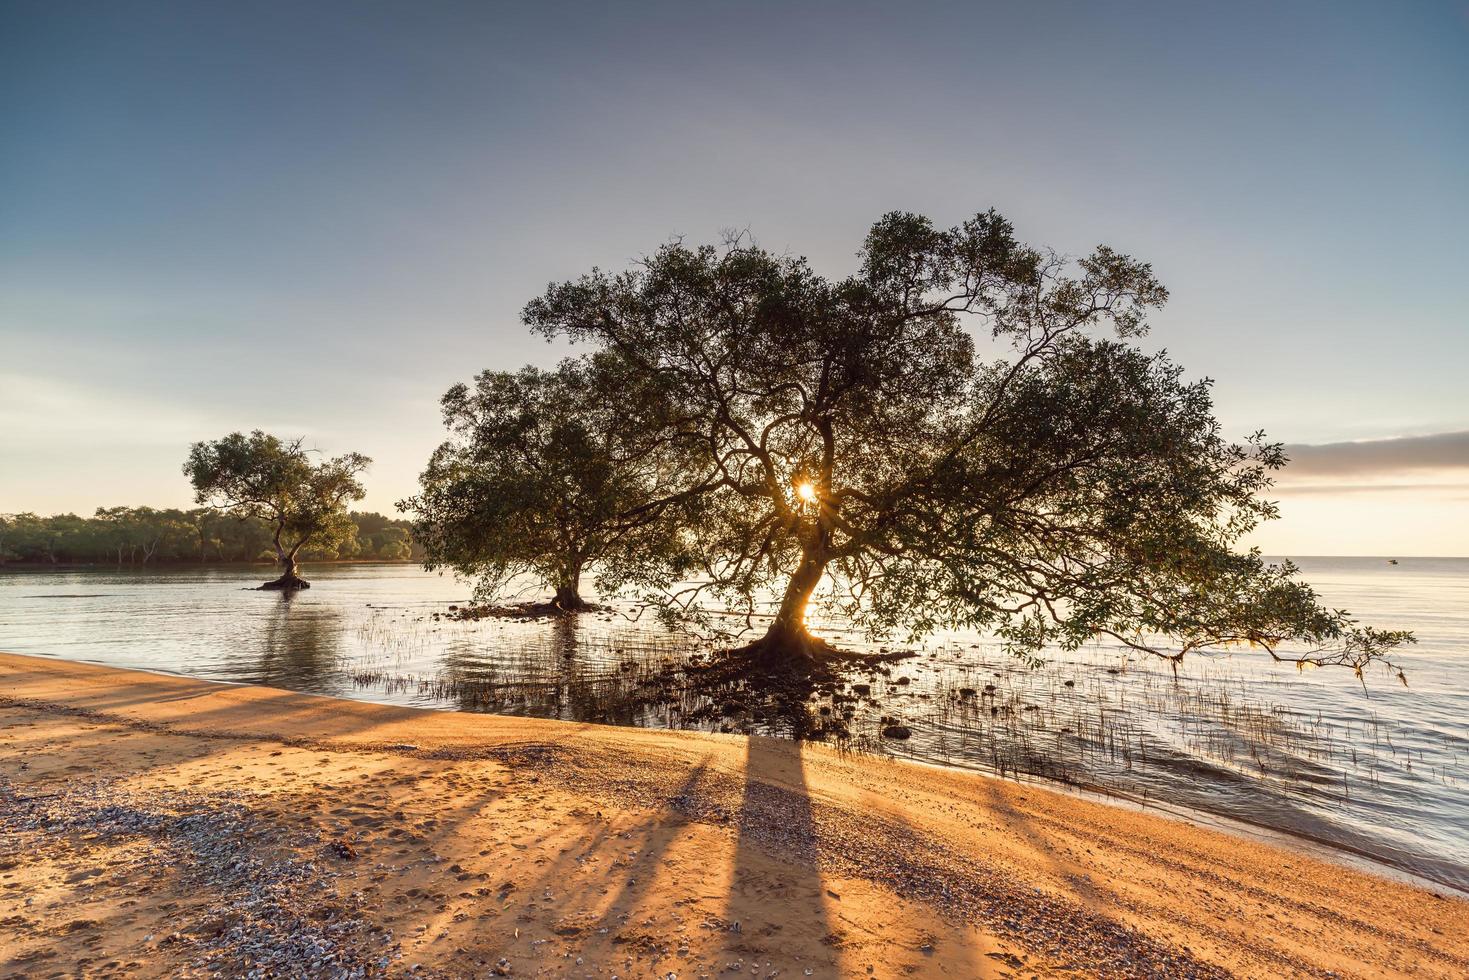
<box><xmin>0</xmin><ymin>373</ymin><xmax>303</xmax><ymax>450</ymax></box>
<box><xmin>1275</xmin><ymin>482</ymin><xmax>1469</xmax><ymax>496</ymax></box>
<box><xmin>1282</xmin><ymin>431</ymin><xmax>1469</xmax><ymax>478</ymax></box>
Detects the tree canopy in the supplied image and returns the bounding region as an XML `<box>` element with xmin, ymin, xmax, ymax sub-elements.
<box><xmin>403</xmin><ymin>356</ymin><xmax>692</xmax><ymax>609</ymax></box>
<box><xmin>184</xmin><ymin>430</ymin><xmax>370</xmax><ymax>589</ymax></box>
<box><xmin>522</xmin><ymin>211</ymin><xmax>1412</xmax><ymax>676</ymax></box>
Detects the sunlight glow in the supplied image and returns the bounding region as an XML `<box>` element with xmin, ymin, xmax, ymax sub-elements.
<box><xmin>795</xmin><ymin>481</ymin><xmax>818</xmax><ymax>503</ymax></box>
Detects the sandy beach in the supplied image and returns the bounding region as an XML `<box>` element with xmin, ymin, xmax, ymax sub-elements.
<box><xmin>0</xmin><ymin>652</ymin><xmax>1464</xmax><ymax>979</ymax></box>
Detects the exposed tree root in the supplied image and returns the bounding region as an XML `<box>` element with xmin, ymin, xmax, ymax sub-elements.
<box><xmin>675</xmin><ymin>635</ymin><xmax>916</xmax><ymax>741</ymax></box>
<box><xmin>725</xmin><ymin>628</ymin><xmax>917</xmax><ymax>676</ymax></box>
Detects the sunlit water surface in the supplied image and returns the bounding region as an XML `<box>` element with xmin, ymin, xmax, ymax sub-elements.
<box><xmin>1</xmin><ymin>559</ymin><xmax>1464</xmax><ymax>891</ymax></box>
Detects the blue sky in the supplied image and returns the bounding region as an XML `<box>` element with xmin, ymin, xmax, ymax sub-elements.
<box><xmin>2</xmin><ymin>1</ymin><xmax>1466</xmax><ymax>553</ymax></box>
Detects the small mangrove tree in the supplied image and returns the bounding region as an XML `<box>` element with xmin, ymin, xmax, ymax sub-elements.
<box><xmin>185</xmin><ymin>430</ymin><xmax>370</xmax><ymax>590</ymax></box>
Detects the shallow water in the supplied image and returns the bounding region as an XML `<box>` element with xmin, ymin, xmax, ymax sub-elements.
<box><xmin>1</xmin><ymin>558</ymin><xmax>1464</xmax><ymax>891</ymax></box>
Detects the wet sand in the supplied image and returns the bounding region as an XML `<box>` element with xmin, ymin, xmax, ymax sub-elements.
<box><xmin>0</xmin><ymin>652</ymin><xmax>1464</xmax><ymax>979</ymax></box>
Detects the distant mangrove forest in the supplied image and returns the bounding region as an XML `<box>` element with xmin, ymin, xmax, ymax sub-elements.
<box><xmin>0</xmin><ymin>509</ymin><xmax>421</xmax><ymax>566</ymax></box>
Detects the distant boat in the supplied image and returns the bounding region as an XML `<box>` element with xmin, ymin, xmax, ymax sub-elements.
<box><xmin>1388</xmin><ymin>559</ymin><xmax>1399</xmax><ymax>565</ymax></box>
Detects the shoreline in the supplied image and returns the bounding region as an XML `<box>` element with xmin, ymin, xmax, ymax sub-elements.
<box><xmin>888</xmin><ymin>732</ymin><xmax>1466</xmax><ymax>898</ymax></box>
<box><xmin>37</xmin><ymin>645</ymin><xmax>1463</xmax><ymax>898</ymax></box>
<box><xmin>2</xmin><ymin>651</ymin><xmax>1466</xmax><ymax>978</ymax></box>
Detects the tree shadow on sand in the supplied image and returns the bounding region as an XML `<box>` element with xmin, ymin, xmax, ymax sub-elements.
<box><xmin>722</xmin><ymin>734</ymin><xmax>844</xmax><ymax>974</ymax></box>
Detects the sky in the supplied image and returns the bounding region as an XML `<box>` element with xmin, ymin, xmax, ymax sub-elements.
<box><xmin>2</xmin><ymin>0</ymin><xmax>1466</xmax><ymax>555</ymax></box>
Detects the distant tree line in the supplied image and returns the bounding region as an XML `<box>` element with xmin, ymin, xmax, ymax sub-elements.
<box><xmin>0</xmin><ymin>508</ymin><xmax>420</xmax><ymax>566</ymax></box>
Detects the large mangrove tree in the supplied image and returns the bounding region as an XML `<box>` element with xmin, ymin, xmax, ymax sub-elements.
<box><xmin>522</xmin><ymin>210</ymin><xmax>1413</xmax><ymax>675</ymax></box>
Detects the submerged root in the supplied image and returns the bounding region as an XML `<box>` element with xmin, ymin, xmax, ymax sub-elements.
<box><xmin>434</xmin><ymin>598</ymin><xmax>604</xmax><ymax>622</ymax></box>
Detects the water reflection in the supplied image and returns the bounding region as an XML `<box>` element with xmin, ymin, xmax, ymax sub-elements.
<box><xmin>256</xmin><ymin>590</ymin><xmax>345</xmax><ymax>686</ymax></box>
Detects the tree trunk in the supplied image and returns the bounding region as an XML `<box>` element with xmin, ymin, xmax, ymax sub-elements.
<box><xmin>551</xmin><ymin>557</ymin><xmax>589</xmax><ymax>611</ymax></box>
<box><xmin>751</xmin><ymin>549</ymin><xmax>830</xmax><ymax>661</ymax></box>
<box><xmin>262</xmin><ymin>541</ymin><xmax>309</xmax><ymax>590</ymax></box>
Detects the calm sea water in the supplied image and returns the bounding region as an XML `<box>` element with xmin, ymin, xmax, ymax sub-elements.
<box><xmin>1</xmin><ymin>558</ymin><xmax>1464</xmax><ymax>891</ymax></box>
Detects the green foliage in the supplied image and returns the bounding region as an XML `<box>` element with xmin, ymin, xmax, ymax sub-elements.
<box><xmin>371</xmin><ymin>527</ymin><xmax>413</xmax><ymax>562</ymax></box>
<box><xmin>402</xmin><ymin>355</ymin><xmax>693</xmax><ymax>604</ymax></box>
<box><xmin>184</xmin><ymin>431</ymin><xmax>370</xmax><ymax>570</ymax></box>
<box><xmin>522</xmin><ymin>211</ymin><xmax>1414</xmax><ymax>674</ymax></box>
